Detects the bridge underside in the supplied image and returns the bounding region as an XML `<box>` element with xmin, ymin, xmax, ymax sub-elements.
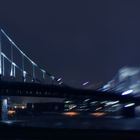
<box><xmin>0</xmin><ymin>81</ymin><xmax>138</xmax><ymax>104</ymax></box>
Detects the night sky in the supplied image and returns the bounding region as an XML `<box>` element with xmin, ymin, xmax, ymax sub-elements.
<box><xmin>0</xmin><ymin>0</ymin><xmax>140</xmax><ymax>88</ymax></box>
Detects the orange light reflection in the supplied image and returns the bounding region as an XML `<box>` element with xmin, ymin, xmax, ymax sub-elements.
<box><xmin>63</xmin><ymin>112</ymin><xmax>79</xmax><ymax>116</ymax></box>
<box><xmin>90</xmin><ymin>112</ymin><xmax>106</xmax><ymax>117</ymax></box>
<box><xmin>8</xmin><ymin>110</ymin><xmax>16</xmax><ymax>115</ymax></box>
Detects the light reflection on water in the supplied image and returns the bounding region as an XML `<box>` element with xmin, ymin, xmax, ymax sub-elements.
<box><xmin>63</xmin><ymin>112</ymin><xmax>80</xmax><ymax>116</ymax></box>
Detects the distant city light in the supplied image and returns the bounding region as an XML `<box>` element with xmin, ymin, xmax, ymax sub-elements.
<box><xmin>124</xmin><ymin>103</ymin><xmax>135</xmax><ymax>108</ymax></box>
<box><xmin>23</xmin><ymin>70</ymin><xmax>27</xmax><ymax>75</ymax></box>
<box><xmin>57</xmin><ymin>78</ymin><xmax>62</xmax><ymax>82</ymax></box>
<box><xmin>14</xmin><ymin>106</ymin><xmax>17</xmax><ymax>109</ymax></box>
<box><xmin>122</xmin><ymin>90</ymin><xmax>133</xmax><ymax>95</ymax></box>
<box><xmin>95</xmin><ymin>107</ymin><xmax>102</xmax><ymax>111</ymax></box>
<box><xmin>105</xmin><ymin>101</ymin><xmax>119</xmax><ymax>106</ymax></box>
<box><xmin>84</xmin><ymin>99</ymin><xmax>90</xmax><ymax>102</ymax></box>
<box><xmin>65</xmin><ymin>100</ymin><xmax>72</xmax><ymax>104</ymax></box>
<box><xmin>82</xmin><ymin>81</ymin><xmax>89</xmax><ymax>86</ymax></box>
<box><xmin>21</xmin><ymin>106</ymin><xmax>25</xmax><ymax>109</ymax></box>
<box><xmin>59</xmin><ymin>82</ymin><xmax>63</xmax><ymax>85</ymax></box>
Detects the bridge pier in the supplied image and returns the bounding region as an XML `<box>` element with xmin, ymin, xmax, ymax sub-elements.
<box><xmin>0</xmin><ymin>97</ymin><xmax>8</xmax><ymax>121</ymax></box>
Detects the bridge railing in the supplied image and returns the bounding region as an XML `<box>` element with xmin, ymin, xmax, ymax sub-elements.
<box><xmin>0</xmin><ymin>29</ymin><xmax>64</xmax><ymax>85</ymax></box>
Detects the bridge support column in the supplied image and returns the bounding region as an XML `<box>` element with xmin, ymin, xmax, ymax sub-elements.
<box><xmin>0</xmin><ymin>97</ymin><xmax>8</xmax><ymax>121</ymax></box>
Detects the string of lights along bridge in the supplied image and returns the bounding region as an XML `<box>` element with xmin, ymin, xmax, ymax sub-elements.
<box><xmin>0</xmin><ymin>29</ymin><xmax>63</xmax><ymax>85</ymax></box>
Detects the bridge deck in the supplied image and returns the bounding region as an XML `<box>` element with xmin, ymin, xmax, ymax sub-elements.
<box><xmin>0</xmin><ymin>81</ymin><xmax>138</xmax><ymax>104</ymax></box>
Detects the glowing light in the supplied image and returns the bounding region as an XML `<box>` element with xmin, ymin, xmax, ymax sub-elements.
<box><xmin>12</xmin><ymin>62</ymin><xmax>16</xmax><ymax>66</ymax></box>
<box><xmin>57</xmin><ymin>78</ymin><xmax>62</xmax><ymax>82</ymax></box>
<box><xmin>105</xmin><ymin>101</ymin><xmax>119</xmax><ymax>106</ymax></box>
<box><xmin>59</xmin><ymin>82</ymin><xmax>63</xmax><ymax>85</ymax></box>
<box><xmin>90</xmin><ymin>112</ymin><xmax>106</xmax><ymax>117</ymax></box>
<box><xmin>2</xmin><ymin>99</ymin><xmax>7</xmax><ymax>109</ymax></box>
<box><xmin>1</xmin><ymin>52</ymin><xmax>6</xmax><ymax>57</ymax></box>
<box><xmin>95</xmin><ymin>107</ymin><xmax>102</xmax><ymax>111</ymax></box>
<box><xmin>63</xmin><ymin>112</ymin><xmax>79</xmax><ymax>116</ymax></box>
<box><xmin>8</xmin><ymin>110</ymin><xmax>16</xmax><ymax>115</ymax></box>
<box><xmin>122</xmin><ymin>90</ymin><xmax>133</xmax><ymax>95</ymax></box>
<box><xmin>65</xmin><ymin>101</ymin><xmax>72</xmax><ymax>104</ymax></box>
<box><xmin>14</xmin><ymin>106</ymin><xmax>17</xmax><ymax>109</ymax></box>
<box><xmin>84</xmin><ymin>99</ymin><xmax>90</xmax><ymax>102</ymax></box>
<box><xmin>31</xmin><ymin>61</ymin><xmax>37</xmax><ymax>67</ymax></box>
<box><xmin>41</xmin><ymin>69</ymin><xmax>46</xmax><ymax>73</ymax></box>
<box><xmin>10</xmin><ymin>64</ymin><xmax>16</xmax><ymax>77</ymax></box>
<box><xmin>23</xmin><ymin>71</ymin><xmax>26</xmax><ymax>75</ymax></box>
<box><xmin>40</xmin><ymin>69</ymin><xmax>46</xmax><ymax>79</ymax></box>
<box><xmin>4</xmin><ymin>121</ymin><xmax>13</xmax><ymax>124</ymax></box>
<box><xmin>21</xmin><ymin>106</ymin><xmax>25</xmax><ymax>109</ymax></box>
<box><xmin>124</xmin><ymin>103</ymin><xmax>135</xmax><ymax>108</ymax></box>
<box><xmin>82</xmin><ymin>81</ymin><xmax>89</xmax><ymax>86</ymax></box>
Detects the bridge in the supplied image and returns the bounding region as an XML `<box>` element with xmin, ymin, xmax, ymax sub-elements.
<box><xmin>0</xmin><ymin>29</ymin><xmax>65</xmax><ymax>84</ymax></box>
<box><xmin>0</xmin><ymin>29</ymin><xmax>138</xmax><ymax>121</ymax></box>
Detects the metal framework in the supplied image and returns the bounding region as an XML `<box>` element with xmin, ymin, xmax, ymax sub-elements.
<box><xmin>0</xmin><ymin>29</ymin><xmax>63</xmax><ymax>85</ymax></box>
